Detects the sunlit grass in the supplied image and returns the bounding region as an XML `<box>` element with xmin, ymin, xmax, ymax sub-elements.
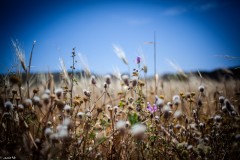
<box><xmin>0</xmin><ymin>42</ymin><xmax>239</xmax><ymax>159</ymax></box>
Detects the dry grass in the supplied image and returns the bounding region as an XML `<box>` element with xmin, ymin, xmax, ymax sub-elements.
<box><xmin>0</xmin><ymin>46</ymin><xmax>239</xmax><ymax>160</ymax></box>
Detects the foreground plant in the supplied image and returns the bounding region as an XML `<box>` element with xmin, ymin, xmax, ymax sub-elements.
<box><xmin>0</xmin><ymin>48</ymin><xmax>239</xmax><ymax>160</ymax></box>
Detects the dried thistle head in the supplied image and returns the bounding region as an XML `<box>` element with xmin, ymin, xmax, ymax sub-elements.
<box><xmin>5</xmin><ymin>101</ymin><xmax>13</xmax><ymax>111</ymax></box>
<box><xmin>55</xmin><ymin>100</ymin><xmax>65</xmax><ymax>111</ymax></box>
<box><xmin>55</xmin><ymin>88</ymin><xmax>63</xmax><ymax>98</ymax></box>
<box><xmin>23</xmin><ymin>99</ymin><xmax>32</xmax><ymax>109</ymax></box>
<box><xmin>198</xmin><ymin>85</ymin><xmax>205</xmax><ymax>92</ymax></box>
<box><xmin>91</xmin><ymin>75</ymin><xmax>96</xmax><ymax>85</ymax></box>
<box><xmin>41</xmin><ymin>93</ymin><xmax>50</xmax><ymax>105</ymax></box>
<box><xmin>9</xmin><ymin>75</ymin><xmax>22</xmax><ymax>86</ymax></box>
<box><xmin>105</xmin><ymin>75</ymin><xmax>111</xmax><ymax>85</ymax></box>
<box><xmin>122</xmin><ymin>74</ymin><xmax>129</xmax><ymax>86</ymax></box>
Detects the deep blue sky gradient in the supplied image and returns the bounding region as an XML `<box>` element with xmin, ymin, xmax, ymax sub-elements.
<box><xmin>0</xmin><ymin>0</ymin><xmax>240</xmax><ymax>75</ymax></box>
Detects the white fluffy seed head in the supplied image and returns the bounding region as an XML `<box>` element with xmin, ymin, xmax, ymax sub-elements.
<box><xmin>44</xmin><ymin>89</ymin><xmax>51</xmax><ymax>95</ymax></box>
<box><xmin>91</xmin><ymin>75</ymin><xmax>96</xmax><ymax>85</ymax></box>
<box><xmin>32</xmin><ymin>96</ymin><xmax>40</xmax><ymax>105</ymax></box>
<box><xmin>125</xmin><ymin>121</ymin><xmax>131</xmax><ymax>128</ymax></box>
<box><xmin>64</xmin><ymin>105</ymin><xmax>71</xmax><ymax>112</ymax></box>
<box><xmin>172</xmin><ymin>95</ymin><xmax>181</xmax><ymax>105</ymax></box>
<box><xmin>55</xmin><ymin>88</ymin><xmax>63</xmax><ymax>97</ymax></box>
<box><xmin>219</xmin><ymin>96</ymin><xmax>225</xmax><ymax>103</ymax></box>
<box><xmin>122</xmin><ymin>75</ymin><xmax>129</xmax><ymax>86</ymax></box>
<box><xmin>58</xmin><ymin>128</ymin><xmax>68</xmax><ymax>138</ymax></box>
<box><xmin>214</xmin><ymin>115</ymin><xmax>222</xmax><ymax>122</ymax></box>
<box><xmin>24</xmin><ymin>99</ymin><xmax>33</xmax><ymax>108</ymax></box>
<box><xmin>122</xmin><ymin>75</ymin><xmax>129</xmax><ymax>80</ymax></box>
<box><xmin>113</xmin><ymin>106</ymin><xmax>119</xmax><ymax>112</ymax></box>
<box><xmin>44</xmin><ymin>128</ymin><xmax>53</xmax><ymax>136</ymax></box>
<box><xmin>42</xmin><ymin>93</ymin><xmax>50</xmax><ymax>100</ymax></box>
<box><xmin>131</xmin><ymin>76</ymin><xmax>138</xmax><ymax>87</ymax></box>
<box><xmin>77</xmin><ymin>112</ymin><xmax>85</xmax><ymax>119</ymax></box>
<box><xmin>116</xmin><ymin>120</ymin><xmax>126</xmax><ymax>130</ymax></box>
<box><xmin>167</xmin><ymin>102</ymin><xmax>173</xmax><ymax>107</ymax></box>
<box><xmin>174</xmin><ymin>110</ymin><xmax>183</xmax><ymax>119</ymax></box>
<box><xmin>62</xmin><ymin>118</ymin><xmax>71</xmax><ymax>127</ymax></box>
<box><xmin>86</xmin><ymin>112</ymin><xmax>92</xmax><ymax>118</ymax></box>
<box><xmin>162</xmin><ymin>105</ymin><xmax>172</xmax><ymax>119</ymax></box>
<box><xmin>198</xmin><ymin>85</ymin><xmax>205</xmax><ymax>92</ymax></box>
<box><xmin>162</xmin><ymin>105</ymin><xmax>171</xmax><ymax>113</ymax></box>
<box><xmin>83</xmin><ymin>89</ymin><xmax>91</xmax><ymax>97</ymax></box>
<box><xmin>156</xmin><ymin>96</ymin><xmax>164</xmax><ymax>107</ymax></box>
<box><xmin>41</xmin><ymin>93</ymin><xmax>50</xmax><ymax>105</ymax></box>
<box><xmin>105</xmin><ymin>75</ymin><xmax>111</xmax><ymax>85</ymax></box>
<box><xmin>4</xmin><ymin>101</ymin><xmax>13</xmax><ymax>111</ymax></box>
<box><xmin>18</xmin><ymin>104</ymin><xmax>24</xmax><ymax>110</ymax></box>
<box><xmin>131</xmin><ymin>123</ymin><xmax>146</xmax><ymax>136</ymax></box>
<box><xmin>50</xmin><ymin>133</ymin><xmax>59</xmax><ymax>141</ymax></box>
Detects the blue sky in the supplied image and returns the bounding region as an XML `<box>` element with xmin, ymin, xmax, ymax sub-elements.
<box><xmin>0</xmin><ymin>0</ymin><xmax>240</xmax><ymax>75</ymax></box>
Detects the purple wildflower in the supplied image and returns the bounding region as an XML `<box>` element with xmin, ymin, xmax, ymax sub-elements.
<box><xmin>146</xmin><ymin>102</ymin><xmax>158</xmax><ymax>113</ymax></box>
<box><xmin>136</xmin><ymin>56</ymin><xmax>141</xmax><ymax>64</ymax></box>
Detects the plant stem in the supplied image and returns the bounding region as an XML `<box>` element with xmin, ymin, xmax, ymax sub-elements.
<box><xmin>27</xmin><ymin>41</ymin><xmax>36</xmax><ymax>98</ymax></box>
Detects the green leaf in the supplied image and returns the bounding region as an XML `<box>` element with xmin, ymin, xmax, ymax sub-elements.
<box><xmin>89</xmin><ymin>132</ymin><xmax>96</xmax><ymax>140</ymax></box>
<box><xmin>119</xmin><ymin>101</ymin><xmax>123</xmax><ymax>108</ymax></box>
<box><xmin>128</xmin><ymin>113</ymin><xmax>138</xmax><ymax>125</ymax></box>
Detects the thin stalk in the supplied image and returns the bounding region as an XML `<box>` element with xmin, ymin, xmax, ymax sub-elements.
<box><xmin>154</xmin><ymin>31</ymin><xmax>157</xmax><ymax>95</ymax></box>
<box><xmin>27</xmin><ymin>41</ymin><xmax>36</xmax><ymax>98</ymax></box>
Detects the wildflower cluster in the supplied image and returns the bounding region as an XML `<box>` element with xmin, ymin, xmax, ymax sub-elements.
<box><xmin>0</xmin><ymin>48</ymin><xmax>239</xmax><ymax>160</ymax></box>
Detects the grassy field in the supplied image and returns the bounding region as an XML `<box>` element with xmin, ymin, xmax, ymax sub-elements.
<box><xmin>0</xmin><ymin>46</ymin><xmax>240</xmax><ymax>159</ymax></box>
